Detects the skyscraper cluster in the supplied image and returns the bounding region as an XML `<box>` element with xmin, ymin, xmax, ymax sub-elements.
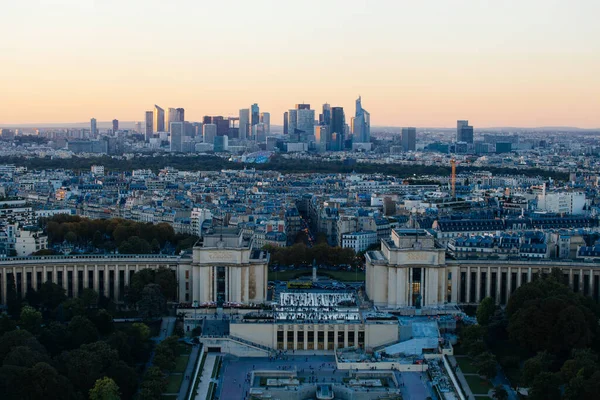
<box><xmin>281</xmin><ymin>96</ymin><xmax>369</xmax><ymax>152</ymax></box>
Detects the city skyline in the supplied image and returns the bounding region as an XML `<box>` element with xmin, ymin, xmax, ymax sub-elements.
<box><xmin>1</xmin><ymin>0</ymin><xmax>599</xmax><ymax>128</ymax></box>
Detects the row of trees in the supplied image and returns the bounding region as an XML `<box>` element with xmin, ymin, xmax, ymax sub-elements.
<box><xmin>461</xmin><ymin>269</ymin><xmax>600</xmax><ymax>400</ymax></box>
<box><xmin>0</xmin><ymin>266</ymin><xmax>178</xmax><ymax>399</ymax></box>
<box><xmin>40</xmin><ymin>215</ymin><xmax>198</xmax><ymax>255</ymax></box>
<box><xmin>265</xmin><ymin>243</ymin><xmax>358</xmax><ymax>268</ymax></box>
<box><xmin>0</xmin><ymin>153</ymin><xmax>569</xmax><ymax>181</ymax></box>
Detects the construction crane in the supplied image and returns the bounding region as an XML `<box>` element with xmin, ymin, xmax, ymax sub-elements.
<box><xmin>450</xmin><ymin>158</ymin><xmax>456</xmax><ymax>199</ymax></box>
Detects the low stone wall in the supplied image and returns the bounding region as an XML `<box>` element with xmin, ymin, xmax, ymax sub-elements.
<box><xmin>198</xmin><ymin>337</ymin><xmax>270</xmax><ymax>357</ymax></box>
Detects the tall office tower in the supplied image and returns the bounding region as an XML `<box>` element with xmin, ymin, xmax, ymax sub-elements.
<box><xmin>330</xmin><ymin>107</ymin><xmax>345</xmax><ymax>151</ymax></box>
<box><xmin>295</xmin><ymin>103</ymin><xmax>310</xmax><ymax>110</ymax></box>
<box><xmin>314</xmin><ymin>125</ymin><xmax>328</xmax><ymax>152</ymax></box>
<box><xmin>153</xmin><ymin>105</ymin><xmax>165</xmax><ymax>132</ymax></box>
<box><xmin>352</xmin><ymin>96</ymin><xmax>370</xmax><ymax>143</ymax></box>
<box><xmin>203</xmin><ymin>116</ymin><xmax>229</xmax><ymax>136</ymax></box>
<box><xmin>239</xmin><ymin>109</ymin><xmax>249</xmax><ymax>140</ymax></box>
<box><xmin>176</xmin><ymin>108</ymin><xmax>185</xmax><ymax>122</ymax></box>
<box><xmin>283</xmin><ymin>112</ymin><xmax>288</xmax><ymax>134</ymax></box>
<box><xmin>320</xmin><ymin>103</ymin><xmax>331</xmax><ymax>126</ymax></box>
<box><xmin>112</xmin><ymin>119</ymin><xmax>119</xmax><ymax>132</ymax></box>
<box><xmin>250</xmin><ymin>103</ymin><xmax>260</xmax><ymax>126</ymax></box>
<box><xmin>287</xmin><ymin>108</ymin><xmax>314</xmax><ymax>142</ymax></box>
<box><xmin>401</xmin><ymin>127</ymin><xmax>417</xmax><ymax>152</ymax></box>
<box><xmin>145</xmin><ymin>111</ymin><xmax>154</xmax><ymax>141</ymax></box>
<box><xmin>252</xmin><ymin>123</ymin><xmax>267</xmax><ymax>143</ymax></box>
<box><xmin>166</xmin><ymin>108</ymin><xmax>175</xmax><ymax>132</ymax></box>
<box><xmin>456</xmin><ymin>120</ymin><xmax>473</xmax><ymax>143</ymax></box>
<box><xmin>90</xmin><ymin>118</ymin><xmax>97</xmax><ymax>137</ymax></box>
<box><xmin>134</xmin><ymin>121</ymin><xmax>142</xmax><ymax>133</ymax></box>
<box><xmin>260</xmin><ymin>112</ymin><xmax>270</xmax><ymax>136</ymax></box>
<box><xmin>184</xmin><ymin>121</ymin><xmax>195</xmax><ymax>137</ymax></box>
<box><xmin>203</xmin><ymin>124</ymin><xmax>217</xmax><ymax>144</ymax></box>
<box><xmin>170</xmin><ymin>122</ymin><xmax>184</xmax><ymax>152</ymax></box>
<box><xmin>192</xmin><ymin>122</ymin><xmax>203</xmax><ymax>140</ymax></box>
<box><xmin>167</xmin><ymin>108</ymin><xmax>185</xmax><ymax>132</ymax></box>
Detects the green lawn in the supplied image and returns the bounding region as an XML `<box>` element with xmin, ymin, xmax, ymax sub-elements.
<box><xmin>456</xmin><ymin>356</ymin><xmax>478</xmax><ymax>374</ymax></box>
<box><xmin>174</xmin><ymin>355</ymin><xmax>190</xmax><ymax>373</ymax></box>
<box><xmin>165</xmin><ymin>374</ymin><xmax>183</xmax><ymax>394</ymax></box>
<box><xmin>464</xmin><ymin>375</ymin><xmax>493</xmax><ymax>395</ymax></box>
<box><xmin>269</xmin><ymin>268</ymin><xmax>365</xmax><ymax>282</ymax></box>
<box><xmin>178</xmin><ymin>343</ymin><xmax>191</xmax><ymax>355</ymax></box>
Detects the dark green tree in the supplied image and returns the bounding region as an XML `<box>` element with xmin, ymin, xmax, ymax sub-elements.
<box><xmin>137</xmin><ymin>284</ymin><xmax>166</xmax><ymax>319</ymax></box>
<box><xmin>68</xmin><ymin>316</ymin><xmax>99</xmax><ymax>347</ymax></box>
<box><xmin>476</xmin><ymin>296</ymin><xmax>496</xmax><ymax>325</ymax></box>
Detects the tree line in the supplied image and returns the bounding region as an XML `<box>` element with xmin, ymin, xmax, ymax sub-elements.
<box><xmin>264</xmin><ymin>242</ymin><xmax>358</xmax><ymax>267</ymax></box>
<box><xmin>460</xmin><ymin>269</ymin><xmax>600</xmax><ymax>400</ymax></box>
<box><xmin>39</xmin><ymin>215</ymin><xmax>198</xmax><ymax>255</ymax></box>
<box><xmin>0</xmin><ymin>153</ymin><xmax>569</xmax><ymax>181</ymax></box>
<box><xmin>0</xmin><ymin>267</ymin><xmax>180</xmax><ymax>400</ymax></box>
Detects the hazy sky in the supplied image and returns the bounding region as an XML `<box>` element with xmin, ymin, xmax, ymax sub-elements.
<box><xmin>1</xmin><ymin>0</ymin><xmax>599</xmax><ymax>128</ymax></box>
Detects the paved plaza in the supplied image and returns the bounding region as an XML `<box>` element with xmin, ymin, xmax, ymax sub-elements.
<box><xmin>215</xmin><ymin>354</ymin><xmax>434</xmax><ymax>400</ymax></box>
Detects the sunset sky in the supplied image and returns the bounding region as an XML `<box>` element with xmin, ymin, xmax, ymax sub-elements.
<box><xmin>1</xmin><ymin>0</ymin><xmax>599</xmax><ymax>128</ymax></box>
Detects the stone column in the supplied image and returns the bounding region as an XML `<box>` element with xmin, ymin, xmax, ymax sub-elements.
<box><xmin>475</xmin><ymin>267</ymin><xmax>482</xmax><ymax>303</ymax></box>
<box><xmin>507</xmin><ymin>267</ymin><xmax>512</xmax><ymax>300</ymax></box>
<box><xmin>283</xmin><ymin>326</ymin><xmax>288</xmax><ymax>350</ymax></box>
<box><xmin>333</xmin><ymin>325</ymin><xmax>338</xmax><ymax>349</ymax></box>
<box><xmin>63</xmin><ymin>265</ymin><xmax>68</xmax><ymax>292</ymax></box>
<box><xmin>304</xmin><ymin>326</ymin><xmax>308</xmax><ymax>350</ymax></box>
<box><xmin>293</xmin><ymin>326</ymin><xmax>298</xmax><ymax>350</ymax></box>
<box><xmin>354</xmin><ymin>326</ymin><xmax>359</xmax><ymax>347</ymax></box>
<box><xmin>408</xmin><ymin>268</ymin><xmax>413</xmax><ymax>306</ymax></box>
<box><xmin>466</xmin><ymin>267</ymin><xmax>471</xmax><ymax>303</ymax></box>
<box><xmin>323</xmin><ymin>326</ymin><xmax>328</xmax><ymax>350</ymax></box>
<box><xmin>1</xmin><ymin>267</ymin><xmax>7</xmax><ymax>305</ymax></box>
<box><xmin>32</xmin><ymin>266</ymin><xmax>38</xmax><ymax>294</ymax></box>
<box><xmin>527</xmin><ymin>267</ymin><xmax>532</xmax><ymax>283</ymax></box>
<box><xmin>115</xmin><ymin>266</ymin><xmax>120</xmax><ymax>301</ymax></box>
<box><xmin>451</xmin><ymin>267</ymin><xmax>459</xmax><ymax>303</ymax></box>
<box><xmin>344</xmin><ymin>325</ymin><xmax>349</xmax><ymax>348</ymax></box>
<box><xmin>486</xmin><ymin>266</ymin><xmax>492</xmax><ymax>299</ymax></box>
<box><xmin>495</xmin><ymin>268</ymin><xmax>502</xmax><ymax>305</ymax></box>
<box><xmin>93</xmin><ymin>265</ymin><xmax>99</xmax><ymax>293</ymax></box>
<box><xmin>589</xmin><ymin>270</ymin><xmax>594</xmax><ymax>297</ymax></box>
<box><xmin>569</xmin><ymin>268</ymin><xmax>574</xmax><ymax>289</ymax></box>
<box><xmin>83</xmin><ymin>265</ymin><xmax>89</xmax><ymax>290</ymax></box>
<box><xmin>580</xmin><ymin>269</ymin><xmax>584</xmax><ymax>293</ymax></box>
<box><xmin>314</xmin><ymin>326</ymin><xmax>318</xmax><ymax>350</ymax></box>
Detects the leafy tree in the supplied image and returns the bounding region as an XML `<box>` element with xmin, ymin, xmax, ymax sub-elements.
<box><xmin>476</xmin><ymin>297</ymin><xmax>496</xmax><ymax>326</ymax></box>
<box><xmin>3</xmin><ymin>346</ymin><xmax>49</xmax><ymax>368</ymax></box>
<box><xmin>20</xmin><ymin>305</ymin><xmax>43</xmax><ymax>334</ymax></box>
<box><xmin>474</xmin><ymin>351</ymin><xmax>497</xmax><ymax>379</ymax></box>
<box><xmin>529</xmin><ymin>372</ymin><xmax>561</xmax><ymax>400</ymax></box>
<box><xmin>93</xmin><ymin>309</ymin><xmax>114</xmax><ymax>335</ymax></box>
<box><xmin>138</xmin><ymin>366</ymin><xmax>166</xmax><ymax>400</ymax></box>
<box><xmin>521</xmin><ymin>351</ymin><xmax>555</xmax><ymax>385</ymax></box>
<box><xmin>0</xmin><ymin>314</ymin><xmax>16</xmax><ymax>336</ymax></box>
<box><xmin>154</xmin><ymin>267</ymin><xmax>177</xmax><ymax>301</ymax></box>
<box><xmin>0</xmin><ymin>330</ymin><xmax>46</xmax><ymax>364</ymax></box>
<box><xmin>6</xmin><ymin>273</ymin><xmax>21</xmax><ymax>318</ymax></box>
<box><xmin>89</xmin><ymin>377</ymin><xmax>120</xmax><ymax>400</ymax></box>
<box><xmin>138</xmin><ymin>284</ymin><xmax>166</xmax><ymax>319</ymax></box>
<box><xmin>81</xmin><ymin>288</ymin><xmax>99</xmax><ymax>308</ymax></box>
<box><xmin>38</xmin><ymin>281</ymin><xmax>67</xmax><ymax>311</ymax></box>
<box><xmin>14</xmin><ymin>362</ymin><xmax>75</xmax><ymax>400</ymax></box>
<box><xmin>68</xmin><ymin>316</ymin><xmax>99</xmax><ymax>347</ymax></box>
<box><xmin>106</xmin><ymin>360</ymin><xmax>137</xmax><ymax>399</ymax></box>
<box><xmin>38</xmin><ymin>321</ymin><xmax>72</xmax><ymax>356</ymax></box>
